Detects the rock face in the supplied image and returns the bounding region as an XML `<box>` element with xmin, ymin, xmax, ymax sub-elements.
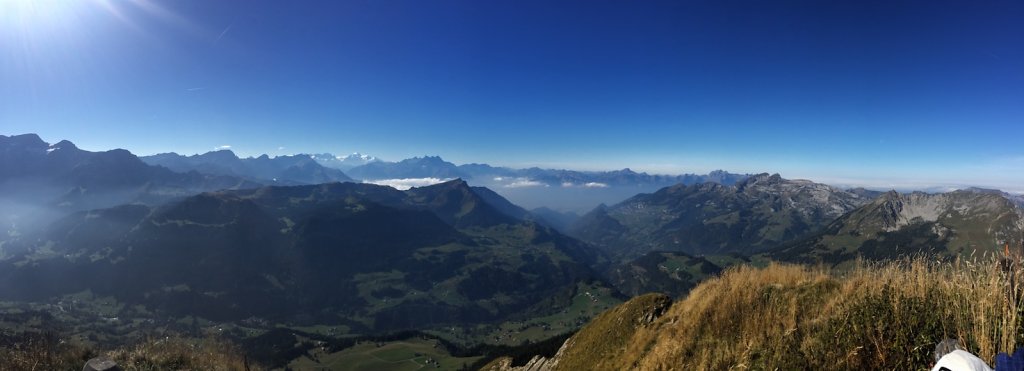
<box><xmin>82</xmin><ymin>357</ymin><xmax>120</xmax><ymax>371</ymax></box>
<box><xmin>482</xmin><ymin>351</ymin><xmax>563</xmax><ymax>371</ymax></box>
<box><xmin>568</xmin><ymin>173</ymin><xmax>872</xmax><ymax>259</ymax></box>
<box><xmin>770</xmin><ymin>190</ymin><xmax>1024</xmax><ymax>265</ymax></box>
<box><xmin>482</xmin><ymin>293</ymin><xmax>673</xmax><ymax>371</ymax></box>
<box><xmin>870</xmin><ymin>191</ymin><xmax>1022</xmax><ymax>232</ymax></box>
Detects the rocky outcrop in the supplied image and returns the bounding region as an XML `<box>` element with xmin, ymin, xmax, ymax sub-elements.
<box><xmin>770</xmin><ymin>189</ymin><xmax>1024</xmax><ymax>264</ymax></box>
<box><xmin>481</xmin><ymin>293</ymin><xmax>673</xmax><ymax>371</ymax></box>
<box><xmin>481</xmin><ymin>347</ymin><xmax>566</xmax><ymax>371</ymax></box>
<box><xmin>82</xmin><ymin>356</ymin><xmax>120</xmax><ymax>371</ymax></box>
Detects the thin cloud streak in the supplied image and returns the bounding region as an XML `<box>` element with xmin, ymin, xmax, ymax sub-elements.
<box><xmin>214</xmin><ymin>24</ymin><xmax>232</xmax><ymax>44</ymax></box>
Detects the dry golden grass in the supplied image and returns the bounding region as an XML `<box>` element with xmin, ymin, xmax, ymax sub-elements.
<box><xmin>0</xmin><ymin>335</ymin><xmax>255</xmax><ymax>371</ymax></box>
<box><xmin>105</xmin><ymin>336</ymin><xmax>254</xmax><ymax>371</ymax></box>
<box><xmin>0</xmin><ymin>332</ymin><xmax>93</xmax><ymax>371</ymax></box>
<box><xmin>553</xmin><ymin>293</ymin><xmax>673</xmax><ymax>371</ymax></box>
<box><xmin>557</xmin><ymin>256</ymin><xmax>1024</xmax><ymax>370</ymax></box>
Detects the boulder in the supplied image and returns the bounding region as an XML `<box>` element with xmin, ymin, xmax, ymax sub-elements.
<box><xmin>82</xmin><ymin>356</ymin><xmax>120</xmax><ymax>371</ymax></box>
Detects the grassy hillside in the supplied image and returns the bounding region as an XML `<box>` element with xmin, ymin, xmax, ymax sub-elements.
<box><xmin>549</xmin><ymin>256</ymin><xmax>1024</xmax><ymax>370</ymax></box>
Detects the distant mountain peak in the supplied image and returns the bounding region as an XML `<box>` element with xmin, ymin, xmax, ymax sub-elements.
<box><xmin>308</xmin><ymin>152</ymin><xmax>380</xmax><ymax>171</ymax></box>
<box><xmin>751</xmin><ymin>172</ymin><xmax>782</xmax><ymax>182</ymax></box>
<box><xmin>347</xmin><ymin>155</ymin><xmax>462</xmax><ymax>180</ymax></box>
<box><xmin>963</xmin><ymin>187</ymin><xmax>1003</xmax><ymax>194</ymax></box>
<box><xmin>425</xmin><ymin>177</ymin><xmax>469</xmax><ymax>190</ymax></box>
<box><xmin>342</xmin><ymin>152</ymin><xmax>376</xmax><ymax>161</ymax></box>
<box><xmin>2</xmin><ymin>133</ymin><xmax>48</xmax><ymax>149</ymax></box>
<box><xmin>735</xmin><ymin>172</ymin><xmax>783</xmax><ymax>190</ymax></box>
<box><xmin>408</xmin><ymin>155</ymin><xmax>449</xmax><ymax>164</ymax></box>
<box><xmin>604</xmin><ymin>168</ymin><xmax>641</xmax><ymax>176</ymax></box>
<box><xmin>204</xmin><ymin>149</ymin><xmax>238</xmax><ymax>158</ymax></box>
<box><xmin>51</xmin><ymin>140</ymin><xmax>79</xmax><ymax>151</ymax></box>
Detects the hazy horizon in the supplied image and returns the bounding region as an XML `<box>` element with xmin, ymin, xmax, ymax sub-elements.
<box><xmin>9</xmin><ymin>131</ymin><xmax>1023</xmax><ymax>196</ymax></box>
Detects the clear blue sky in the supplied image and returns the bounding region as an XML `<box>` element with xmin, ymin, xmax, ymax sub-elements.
<box><xmin>2</xmin><ymin>0</ymin><xmax>1022</xmax><ymax>190</ymax></box>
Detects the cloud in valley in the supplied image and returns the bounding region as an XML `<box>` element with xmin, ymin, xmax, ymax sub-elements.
<box><xmin>561</xmin><ymin>182</ymin><xmax>609</xmax><ymax>188</ymax></box>
<box><xmin>505</xmin><ymin>179</ymin><xmax>548</xmax><ymax>188</ymax></box>
<box><xmin>364</xmin><ymin>178</ymin><xmax>451</xmax><ymax>190</ymax></box>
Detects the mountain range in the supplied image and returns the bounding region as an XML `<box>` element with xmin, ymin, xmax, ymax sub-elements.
<box><xmin>310</xmin><ymin>152</ymin><xmax>381</xmax><ymax>171</ymax></box>
<box><xmin>0</xmin><ymin>179</ymin><xmax>604</xmax><ymax>332</ymax></box>
<box><xmin>770</xmin><ymin>188</ymin><xmax>1024</xmax><ymax>264</ymax></box>
<box><xmin>567</xmin><ymin>173</ymin><xmax>881</xmax><ymax>259</ymax></box>
<box><xmin>0</xmin><ymin>134</ymin><xmax>259</xmax><ymax>236</ymax></box>
<box><xmin>142</xmin><ymin>151</ymin><xmax>353</xmax><ymax>185</ymax></box>
<box><xmin>5</xmin><ymin>132</ymin><xmax>1024</xmax><ymax>368</ymax></box>
<box><xmin>341</xmin><ymin>155</ymin><xmax>749</xmax><ymax>189</ymax></box>
<box><xmin>148</xmin><ymin>148</ymin><xmax>751</xmax><ymax>212</ymax></box>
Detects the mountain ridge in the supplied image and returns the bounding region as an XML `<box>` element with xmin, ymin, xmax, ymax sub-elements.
<box><xmin>141</xmin><ymin>150</ymin><xmax>353</xmax><ymax>185</ymax></box>
<box><xmin>769</xmin><ymin>189</ymin><xmax>1024</xmax><ymax>265</ymax></box>
<box><xmin>0</xmin><ymin>134</ymin><xmax>261</xmax><ymax>234</ymax></box>
<box><xmin>567</xmin><ymin>173</ymin><xmax>875</xmax><ymax>259</ymax></box>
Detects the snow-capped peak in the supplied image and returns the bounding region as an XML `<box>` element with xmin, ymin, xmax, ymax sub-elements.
<box><xmin>310</xmin><ymin>152</ymin><xmax>379</xmax><ymax>170</ymax></box>
<box><xmin>338</xmin><ymin>152</ymin><xmax>376</xmax><ymax>162</ymax></box>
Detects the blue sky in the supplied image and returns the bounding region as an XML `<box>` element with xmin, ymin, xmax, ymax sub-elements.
<box><xmin>2</xmin><ymin>0</ymin><xmax>1022</xmax><ymax>190</ymax></box>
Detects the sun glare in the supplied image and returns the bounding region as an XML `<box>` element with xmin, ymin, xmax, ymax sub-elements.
<box><xmin>1</xmin><ymin>0</ymin><xmax>81</xmax><ymax>24</ymax></box>
<box><xmin>1</xmin><ymin>0</ymin><xmax>196</xmax><ymax>36</ymax></box>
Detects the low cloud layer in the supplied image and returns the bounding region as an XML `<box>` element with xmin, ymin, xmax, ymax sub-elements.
<box><xmin>504</xmin><ymin>179</ymin><xmax>548</xmax><ymax>188</ymax></box>
<box><xmin>561</xmin><ymin>182</ymin><xmax>609</xmax><ymax>188</ymax></box>
<box><xmin>364</xmin><ymin>178</ymin><xmax>451</xmax><ymax>190</ymax></box>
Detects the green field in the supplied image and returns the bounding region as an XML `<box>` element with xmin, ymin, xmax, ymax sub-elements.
<box><xmin>288</xmin><ymin>338</ymin><xmax>480</xmax><ymax>371</ymax></box>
